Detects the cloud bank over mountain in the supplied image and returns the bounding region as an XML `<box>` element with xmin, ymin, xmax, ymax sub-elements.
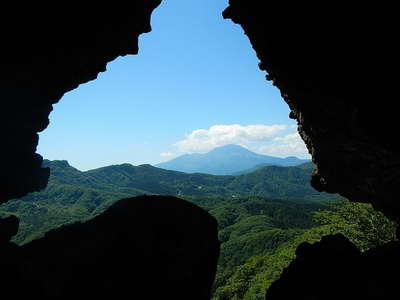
<box><xmin>170</xmin><ymin>124</ymin><xmax>310</xmax><ymax>159</ymax></box>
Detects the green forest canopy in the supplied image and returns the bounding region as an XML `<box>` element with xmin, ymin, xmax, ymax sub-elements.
<box><xmin>0</xmin><ymin>160</ymin><xmax>396</xmax><ymax>299</ymax></box>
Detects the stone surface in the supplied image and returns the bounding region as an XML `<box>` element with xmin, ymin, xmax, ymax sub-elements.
<box><xmin>266</xmin><ymin>234</ymin><xmax>400</xmax><ymax>299</ymax></box>
<box><xmin>221</xmin><ymin>4</ymin><xmax>400</xmax><ymax>297</ymax></box>
<box><xmin>4</xmin><ymin>195</ymin><xmax>220</xmax><ymax>299</ymax></box>
<box><xmin>223</xmin><ymin>1</ymin><xmax>399</xmax><ymax>221</ymax></box>
<box><xmin>0</xmin><ymin>1</ymin><xmax>161</xmax><ymax>203</ymax></box>
<box><xmin>0</xmin><ymin>215</ymin><xmax>19</xmax><ymax>244</ymax></box>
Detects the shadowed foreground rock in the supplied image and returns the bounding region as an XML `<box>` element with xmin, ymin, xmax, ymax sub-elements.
<box><xmin>0</xmin><ymin>1</ymin><xmax>161</xmax><ymax>203</ymax></box>
<box><xmin>1</xmin><ymin>195</ymin><xmax>220</xmax><ymax>299</ymax></box>
<box><xmin>266</xmin><ymin>234</ymin><xmax>400</xmax><ymax>299</ymax></box>
<box><xmin>223</xmin><ymin>1</ymin><xmax>399</xmax><ymax>222</ymax></box>
<box><xmin>221</xmin><ymin>3</ymin><xmax>400</xmax><ymax>297</ymax></box>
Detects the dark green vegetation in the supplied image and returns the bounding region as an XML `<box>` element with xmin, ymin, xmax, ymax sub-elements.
<box><xmin>212</xmin><ymin>200</ymin><xmax>397</xmax><ymax>300</ymax></box>
<box><xmin>155</xmin><ymin>144</ymin><xmax>310</xmax><ymax>175</ymax></box>
<box><xmin>0</xmin><ymin>159</ymin><xmax>324</xmax><ymax>244</ymax></box>
<box><xmin>185</xmin><ymin>195</ymin><xmax>335</xmax><ymax>298</ymax></box>
<box><xmin>1</xmin><ymin>159</ymin><xmax>396</xmax><ymax>300</ymax></box>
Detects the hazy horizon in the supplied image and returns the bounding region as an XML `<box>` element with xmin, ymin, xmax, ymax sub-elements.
<box><xmin>46</xmin><ymin>144</ymin><xmax>310</xmax><ymax>172</ymax></box>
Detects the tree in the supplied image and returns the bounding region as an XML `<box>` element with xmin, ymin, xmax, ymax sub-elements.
<box><xmin>313</xmin><ymin>200</ymin><xmax>397</xmax><ymax>252</ymax></box>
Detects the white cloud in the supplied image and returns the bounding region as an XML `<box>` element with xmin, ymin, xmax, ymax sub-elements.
<box><xmin>257</xmin><ymin>132</ymin><xmax>310</xmax><ymax>158</ymax></box>
<box><xmin>175</xmin><ymin>124</ymin><xmax>288</xmax><ymax>153</ymax></box>
<box><xmin>160</xmin><ymin>152</ymin><xmax>174</xmax><ymax>158</ymax></box>
<box><xmin>173</xmin><ymin>124</ymin><xmax>311</xmax><ymax>159</ymax></box>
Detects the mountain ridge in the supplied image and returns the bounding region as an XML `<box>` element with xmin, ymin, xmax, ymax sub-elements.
<box><xmin>0</xmin><ymin>158</ymin><xmax>330</xmax><ymax>248</ymax></box>
<box><xmin>38</xmin><ymin>158</ymin><xmax>323</xmax><ymax>201</ymax></box>
<box><xmin>155</xmin><ymin>144</ymin><xmax>310</xmax><ymax>175</ymax></box>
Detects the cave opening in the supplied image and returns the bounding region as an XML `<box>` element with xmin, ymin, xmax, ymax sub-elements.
<box><xmin>37</xmin><ymin>0</ymin><xmax>308</xmax><ymax>171</ymax></box>
<box><xmin>1</xmin><ymin>1</ymin><xmax>399</xmax><ymax>299</ymax></box>
<box><xmin>0</xmin><ymin>1</ymin><xmax>317</xmax><ymax>297</ymax></box>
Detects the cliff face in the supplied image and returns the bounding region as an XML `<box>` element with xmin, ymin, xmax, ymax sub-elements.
<box><xmin>222</xmin><ymin>2</ymin><xmax>399</xmax><ymax>298</ymax></box>
<box><xmin>223</xmin><ymin>1</ymin><xmax>399</xmax><ymax>222</ymax></box>
<box><xmin>0</xmin><ymin>1</ymin><xmax>161</xmax><ymax>203</ymax></box>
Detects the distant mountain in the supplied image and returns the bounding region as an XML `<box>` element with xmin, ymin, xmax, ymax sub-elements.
<box><xmin>155</xmin><ymin>144</ymin><xmax>310</xmax><ymax>175</ymax></box>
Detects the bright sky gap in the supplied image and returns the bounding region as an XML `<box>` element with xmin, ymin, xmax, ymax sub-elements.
<box><xmin>37</xmin><ymin>0</ymin><xmax>310</xmax><ymax>171</ymax></box>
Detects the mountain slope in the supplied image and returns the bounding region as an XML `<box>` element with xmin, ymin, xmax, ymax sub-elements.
<box><xmin>41</xmin><ymin>159</ymin><xmax>325</xmax><ymax>201</ymax></box>
<box><xmin>155</xmin><ymin>144</ymin><xmax>310</xmax><ymax>175</ymax></box>
<box><xmin>227</xmin><ymin>164</ymin><xmax>321</xmax><ymax>200</ymax></box>
<box><xmin>20</xmin><ymin>159</ymin><xmax>324</xmax><ymax>202</ymax></box>
<box><xmin>85</xmin><ymin>163</ymin><xmax>234</xmax><ymax>196</ymax></box>
<box><xmin>231</xmin><ymin>163</ymin><xmax>272</xmax><ymax>175</ymax></box>
<box><xmin>0</xmin><ymin>159</ymin><xmax>327</xmax><ymax>244</ymax></box>
<box><xmin>85</xmin><ymin>160</ymin><xmax>323</xmax><ymax>200</ymax></box>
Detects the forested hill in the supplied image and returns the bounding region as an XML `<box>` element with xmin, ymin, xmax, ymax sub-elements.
<box><xmin>0</xmin><ymin>159</ymin><xmax>327</xmax><ymax>244</ymax></box>
<box><xmin>48</xmin><ymin>159</ymin><xmax>325</xmax><ymax>200</ymax></box>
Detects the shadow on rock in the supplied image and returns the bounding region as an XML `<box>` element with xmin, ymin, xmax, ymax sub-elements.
<box><xmin>266</xmin><ymin>233</ymin><xmax>400</xmax><ymax>299</ymax></box>
<box><xmin>10</xmin><ymin>195</ymin><xmax>219</xmax><ymax>299</ymax></box>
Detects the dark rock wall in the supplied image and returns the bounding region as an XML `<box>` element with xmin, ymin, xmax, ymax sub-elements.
<box><xmin>0</xmin><ymin>1</ymin><xmax>161</xmax><ymax>203</ymax></box>
<box><xmin>0</xmin><ymin>3</ymin><xmax>223</xmax><ymax>298</ymax></box>
<box><xmin>1</xmin><ymin>1</ymin><xmax>399</xmax><ymax>299</ymax></box>
<box><xmin>222</xmin><ymin>2</ymin><xmax>399</xmax><ymax>298</ymax></box>
<box><xmin>266</xmin><ymin>234</ymin><xmax>400</xmax><ymax>299</ymax></box>
<box><xmin>2</xmin><ymin>195</ymin><xmax>220</xmax><ymax>299</ymax></box>
<box><xmin>223</xmin><ymin>1</ymin><xmax>399</xmax><ymax>221</ymax></box>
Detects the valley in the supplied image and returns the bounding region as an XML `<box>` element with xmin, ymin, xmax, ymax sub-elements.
<box><xmin>0</xmin><ymin>158</ymin><xmax>395</xmax><ymax>299</ymax></box>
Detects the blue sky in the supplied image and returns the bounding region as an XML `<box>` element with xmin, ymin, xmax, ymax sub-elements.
<box><xmin>37</xmin><ymin>0</ymin><xmax>310</xmax><ymax>171</ymax></box>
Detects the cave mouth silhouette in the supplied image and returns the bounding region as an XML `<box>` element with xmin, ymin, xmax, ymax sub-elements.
<box><xmin>1</xmin><ymin>1</ymin><xmax>399</xmax><ymax>299</ymax></box>
<box><xmin>37</xmin><ymin>0</ymin><xmax>302</xmax><ymax>173</ymax></box>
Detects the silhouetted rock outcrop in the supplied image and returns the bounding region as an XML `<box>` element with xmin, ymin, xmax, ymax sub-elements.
<box><xmin>222</xmin><ymin>2</ymin><xmax>399</xmax><ymax>298</ymax></box>
<box><xmin>0</xmin><ymin>215</ymin><xmax>21</xmax><ymax>297</ymax></box>
<box><xmin>0</xmin><ymin>215</ymin><xmax>19</xmax><ymax>244</ymax></box>
<box><xmin>0</xmin><ymin>1</ymin><xmax>161</xmax><ymax>203</ymax></box>
<box><xmin>266</xmin><ymin>234</ymin><xmax>400</xmax><ymax>299</ymax></box>
<box><xmin>223</xmin><ymin>1</ymin><xmax>399</xmax><ymax>222</ymax></box>
<box><xmin>3</xmin><ymin>196</ymin><xmax>219</xmax><ymax>299</ymax></box>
